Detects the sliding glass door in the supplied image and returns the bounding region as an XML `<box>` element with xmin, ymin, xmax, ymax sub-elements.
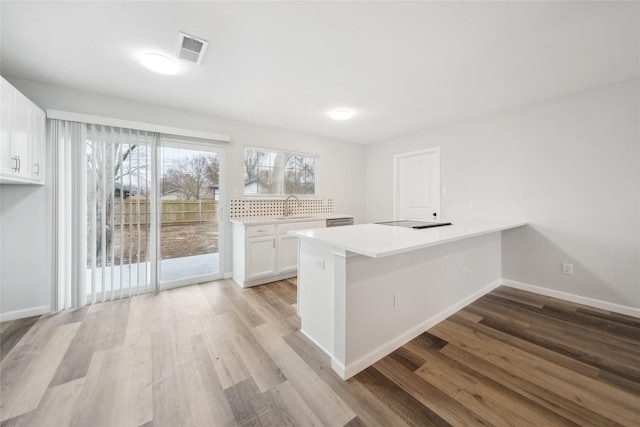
<box><xmin>83</xmin><ymin>126</ymin><xmax>225</xmax><ymax>301</ymax></box>
<box><xmin>158</xmin><ymin>139</ymin><xmax>225</xmax><ymax>289</ymax></box>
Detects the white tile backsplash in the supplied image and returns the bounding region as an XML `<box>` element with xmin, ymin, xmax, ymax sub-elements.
<box><xmin>229</xmin><ymin>198</ymin><xmax>334</xmax><ymax>218</ymax></box>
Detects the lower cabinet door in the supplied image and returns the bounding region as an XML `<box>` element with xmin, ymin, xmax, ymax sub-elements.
<box><xmin>246</xmin><ymin>236</ymin><xmax>276</xmax><ymax>279</ymax></box>
<box><xmin>278</xmin><ymin>234</ymin><xmax>299</xmax><ymax>274</ymax></box>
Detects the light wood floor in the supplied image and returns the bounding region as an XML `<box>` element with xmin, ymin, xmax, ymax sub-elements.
<box><xmin>1</xmin><ymin>279</ymin><xmax>639</xmax><ymax>426</ymax></box>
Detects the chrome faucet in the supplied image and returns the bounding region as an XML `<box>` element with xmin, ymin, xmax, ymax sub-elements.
<box><xmin>285</xmin><ymin>195</ymin><xmax>300</xmax><ymax>216</ymax></box>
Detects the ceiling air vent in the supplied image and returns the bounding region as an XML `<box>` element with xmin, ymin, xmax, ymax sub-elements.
<box><xmin>176</xmin><ymin>32</ymin><xmax>208</xmax><ymax>65</ymax></box>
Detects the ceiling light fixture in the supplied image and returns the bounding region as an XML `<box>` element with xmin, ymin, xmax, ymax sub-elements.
<box><xmin>140</xmin><ymin>53</ymin><xmax>179</xmax><ymax>75</ymax></box>
<box><xmin>328</xmin><ymin>109</ymin><xmax>353</xmax><ymax>120</ymax></box>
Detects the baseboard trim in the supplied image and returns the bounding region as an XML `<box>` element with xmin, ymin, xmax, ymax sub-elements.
<box><xmin>331</xmin><ymin>358</ymin><xmax>347</xmax><ymax>379</ymax></box>
<box><xmin>299</xmin><ymin>328</ymin><xmax>334</xmax><ymax>362</ymax></box>
<box><xmin>0</xmin><ymin>305</ymin><xmax>51</xmax><ymax>322</ymax></box>
<box><xmin>240</xmin><ymin>271</ymin><xmax>297</xmax><ymax>288</ymax></box>
<box><xmin>502</xmin><ymin>279</ymin><xmax>640</xmax><ymax>319</ymax></box>
<box><xmin>341</xmin><ymin>279</ymin><xmax>503</xmax><ymax>379</ymax></box>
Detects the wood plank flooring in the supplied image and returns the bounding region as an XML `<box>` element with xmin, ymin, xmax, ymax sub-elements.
<box><xmin>1</xmin><ymin>280</ymin><xmax>639</xmax><ymax>426</ymax></box>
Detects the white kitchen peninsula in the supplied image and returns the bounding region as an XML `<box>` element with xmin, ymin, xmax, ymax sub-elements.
<box><xmin>292</xmin><ymin>219</ymin><xmax>526</xmax><ymax>379</ymax></box>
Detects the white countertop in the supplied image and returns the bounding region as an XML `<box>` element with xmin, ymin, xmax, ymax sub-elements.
<box><xmin>291</xmin><ymin>218</ymin><xmax>527</xmax><ymax>258</ymax></box>
<box><xmin>230</xmin><ymin>213</ymin><xmax>353</xmax><ymax>225</ymax></box>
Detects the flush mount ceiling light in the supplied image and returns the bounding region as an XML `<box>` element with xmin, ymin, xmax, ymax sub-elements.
<box><xmin>139</xmin><ymin>53</ymin><xmax>179</xmax><ymax>75</ymax></box>
<box><xmin>328</xmin><ymin>109</ymin><xmax>353</xmax><ymax>120</ymax></box>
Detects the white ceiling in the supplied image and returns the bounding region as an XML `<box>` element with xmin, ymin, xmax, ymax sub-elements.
<box><xmin>1</xmin><ymin>1</ymin><xmax>639</xmax><ymax>144</ymax></box>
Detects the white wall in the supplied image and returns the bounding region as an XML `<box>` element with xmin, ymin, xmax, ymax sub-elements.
<box><xmin>4</xmin><ymin>75</ymin><xmax>637</xmax><ymax>319</ymax></box>
<box><xmin>0</xmin><ymin>184</ymin><xmax>51</xmax><ymax>320</ymax></box>
<box><xmin>365</xmin><ymin>79</ymin><xmax>640</xmax><ymax>311</ymax></box>
<box><xmin>0</xmin><ymin>77</ymin><xmax>366</xmax><ymax>319</ymax></box>
<box><xmin>9</xmin><ymin>78</ymin><xmax>366</xmax><ymax>218</ymax></box>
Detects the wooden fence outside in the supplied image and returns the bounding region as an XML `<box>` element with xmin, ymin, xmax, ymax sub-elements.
<box><xmin>112</xmin><ymin>200</ymin><xmax>218</xmax><ymax>225</ymax></box>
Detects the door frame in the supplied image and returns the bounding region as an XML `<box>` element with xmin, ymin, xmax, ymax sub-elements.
<box><xmin>392</xmin><ymin>147</ymin><xmax>441</xmax><ymax>221</ymax></box>
<box><xmin>157</xmin><ymin>137</ymin><xmax>227</xmax><ymax>290</ymax></box>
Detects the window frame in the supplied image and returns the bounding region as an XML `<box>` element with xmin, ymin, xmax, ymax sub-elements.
<box><xmin>243</xmin><ymin>145</ymin><xmax>319</xmax><ymax>198</ymax></box>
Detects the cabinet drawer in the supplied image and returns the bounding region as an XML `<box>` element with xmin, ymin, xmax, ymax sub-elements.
<box><xmin>246</xmin><ymin>224</ymin><xmax>276</xmax><ymax>238</ymax></box>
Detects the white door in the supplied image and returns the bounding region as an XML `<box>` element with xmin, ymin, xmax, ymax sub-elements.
<box><xmin>393</xmin><ymin>148</ymin><xmax>440</xmax><ymax>221</ymax></box>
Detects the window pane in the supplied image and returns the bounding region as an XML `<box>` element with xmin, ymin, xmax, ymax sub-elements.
<box><xmin>284</xmin><ymin>154</ymin><xmax>315</xmax><ymax>195</ymax></box>
<box><xmin>244</xmin><ymin>148</ymin><xmax>316</xmax><ymax>196</ymax></box>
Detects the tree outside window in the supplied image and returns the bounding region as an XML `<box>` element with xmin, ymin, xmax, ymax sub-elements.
<box><xmin>162</xmin><ymin>154</ymin><xmax>219</xmax><ymax>200</ymax></box>
<box><xmin>244</xmin><ymin>147</ymin><xmax>316</xmax><ymax>196</ymax></box>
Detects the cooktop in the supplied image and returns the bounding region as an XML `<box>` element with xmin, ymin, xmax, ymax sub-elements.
<box><xmin>376</xmin><ymin>220</ymin><xmax>453</xmax><ymax>229</ymax></box>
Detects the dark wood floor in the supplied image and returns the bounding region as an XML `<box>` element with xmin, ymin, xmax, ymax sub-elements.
<box><xmin>1</xmin><ymin>280</ymin><xmax>639</xmax><ymax>426</ymax></box>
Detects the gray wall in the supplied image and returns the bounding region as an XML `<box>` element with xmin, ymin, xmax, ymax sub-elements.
<box><xmin>365</xmin><ymin>79</ymin><xmax>640</xmax><ymax>310</ymax></box>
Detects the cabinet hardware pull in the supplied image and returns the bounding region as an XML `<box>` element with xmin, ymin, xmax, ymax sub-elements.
<box><xmin>34</xmin><ymin>162</ymin><xmax>39</xmax><ymax>176</ymax></box>
<box><xmin>17</xmin><ymin>156</ymin><xmax>21</xmax><ymax>173</ymax></box>
<box><xmin>273</xmin><ymin>239</ymin><xmax>275</xmax><ymax>248</ymax></box>
<box><xmin>11</xmin><ymin>156</ymin><xmax>19</xmax><ymax>172</ymax></box>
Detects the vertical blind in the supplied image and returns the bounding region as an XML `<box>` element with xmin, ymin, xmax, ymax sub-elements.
<box><xmin>53</xmin><ymin>120</ymin><xmax>157</xmax><ymax>309</ymax></box>
<box><xmin>52</xmin><ymin>120</ymin><xmax>86</xmax><ymax>310</ymax></box>
<box><xmin>85</xmin><ymin>124</ymin><xmax>156</xmax><ymax>303</ymax></box>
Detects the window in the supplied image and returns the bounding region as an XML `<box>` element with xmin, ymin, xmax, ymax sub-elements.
<box><xmin>244</xmin><ymin>147</ymin><xmax>316</xmax><ymax>196</ymax></box>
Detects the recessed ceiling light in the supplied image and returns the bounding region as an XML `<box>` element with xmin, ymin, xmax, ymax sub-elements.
<box><xmin>140</xmin><ymin>53</ymin><xmax>179</xmax><ymax>75</ymax></box>
<box><xmin>328</xmin><ymin>109</ymin><xmax>353</xmax><ymax>120</ymax></box>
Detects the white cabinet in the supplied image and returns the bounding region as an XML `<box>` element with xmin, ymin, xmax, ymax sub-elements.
<box><xmin>0</xmin><ymin>79</ymin><xmax>21</xmax><ymax>179</ymax></box>
<box><xmin>29</xmin><ymin>106</ymin><xmax>46</xmax><ymax>183</ymax></box>
<box><xmin>1</xmin><ymin>77</ymin><xmax>46</xmax><ymax>185</ymax></box>
<box><xmin>276</xmin><ymin>220</ymin><xmax>325</xmax><ymax>274</ymax></box>
<box><xmin>278</xmin><ymin>234</ymin><xmax>300</xmax><ymax>274</ymax></box>
<box><xmin>232</xmin><ymin>219</ymin><xmax>326</xmax><ymax>288</ymax></box>
<box><xmin>246</xmin><ymin>236</ymin><xmax>277</xmax><ymax>279</ymax></box>
<box><xmin>245</xmin><ymin>225</ymin><xmax>278</xmax><ymax>280</ymax></box>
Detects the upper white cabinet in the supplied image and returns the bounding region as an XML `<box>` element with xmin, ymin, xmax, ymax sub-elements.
<box><xmin>1</xmin><ymin>77</ymin><xmax>46</xmax><ymax>185</ymax></box>
<box><xmin>29</xmin><ymin>103</ymin><xmax>46</xmax><ymax>183</ymax></box>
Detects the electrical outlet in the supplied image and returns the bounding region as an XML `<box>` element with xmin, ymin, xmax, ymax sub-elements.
<box><xmin>469</xmin><ymin>201</ymin><xmax>477</xmax><ymax>211</ymax></box>
<box><xmin>394</xmin><ymin>293</ymin><xmax>401</xmax><ymax>309</ymax></box>
<box><xmin>562</xmin><ymin>262</ymin><xmax>573</xmax><ymax>276</ymax></box>
<box><xmin>315</xmin><ymin>259</ymin><xmax>325</xmax><ymax>270</ymax></box>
